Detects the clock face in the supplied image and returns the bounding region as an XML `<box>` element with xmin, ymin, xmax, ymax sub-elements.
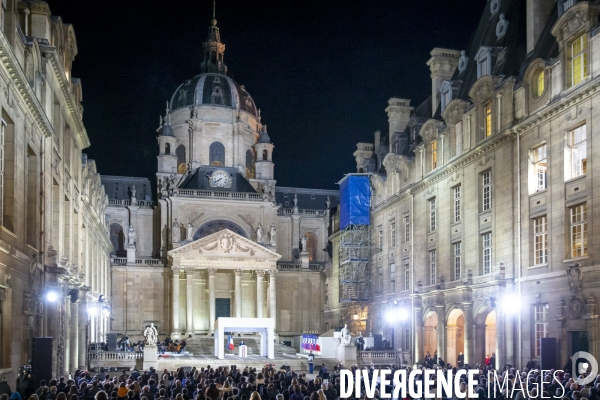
<box><xmin>209</xmin><ymin>170</ymin><xmax>232</xmax><ymax>188</ymax></box>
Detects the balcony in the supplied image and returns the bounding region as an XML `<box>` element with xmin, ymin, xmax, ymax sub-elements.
<box><xmin>358</xmin><ymin>350</ymin><xmax>400</xmax><ymax>367</ymax></box>
<box><xmin>108</xmin><ymin>199</ymin><xmax>155</xmax><ymax>208</ymax></box>
<box><xmin>171</xmin><ymin>189</ymin><xmax>263</xmax><ymax>201</ymax></box>
<box><xmin>111</xmin><ymin>258</ymin><xmax>167</xmax><ymax>267</ymax></box>
<box><xmin>277</xmin><ymin>208</ymin><xmax>328</xmax><ymax>217</ymax></box>
<box><xmin>277</xmin><ymin>262</ymin><xmax>324</xmax><ymax>271</ymax></box>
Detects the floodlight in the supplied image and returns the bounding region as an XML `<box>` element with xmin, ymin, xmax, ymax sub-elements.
<box><xmin>46</xmin><ymin>291</ymin><xmax>58</xmax><ymax>302</ymax></box>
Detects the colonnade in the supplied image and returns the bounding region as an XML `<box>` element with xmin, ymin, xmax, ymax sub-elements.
<box><xmin>171</xmin><ymin>267</ymin><xmax>278</xmax><ymax>335</ymax></box>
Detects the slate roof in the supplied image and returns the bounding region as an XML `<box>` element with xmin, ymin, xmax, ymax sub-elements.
<box><xmin>275</xmin><ymin>187</ymin><xmax>339</xmax><ymax>210</ymax></box>
<box><xmin>179</xmin><ymin>167</ymin><xmax>257</xmax><ymax>193</ymax></box>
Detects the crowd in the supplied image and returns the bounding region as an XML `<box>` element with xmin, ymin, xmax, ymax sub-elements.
<box><xmin>0</xmin><ymin>357</ymin><xmax>595</xmax><ymax>400</ymax></box>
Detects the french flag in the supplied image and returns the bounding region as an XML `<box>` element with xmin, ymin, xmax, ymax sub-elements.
<box><xmin>227</xmin><ymin>334</ymin><xmax>234</xmax><ymax>351</ymax></box>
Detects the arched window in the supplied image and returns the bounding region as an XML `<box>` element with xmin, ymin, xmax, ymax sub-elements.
<box><xmin>165</xmin><ymin>143</ymin><xmax>171</xmax><ymax>154</ymax></box>
<box><xmin>245</xmin><ymin>149</ymin><xmax>255</xmax><ymax>179</ymax></box>
<box><xmin>533</xmin><ymin>69</ymin><xmax>545</xmax><ymax>98</ymax></box>
<box><xmin>305</xmin><ymin>232</ymin><xmax>318</xmax><ymax>261</ymax></box>
<box><xmin>176</xmin><ymin>145</ymin><xmax>186</xmax><ymax>174</ymax></box>
<box><xmin>263</xmin><ymin>149</ymin><xmax>268</xmax><ymax>161</ymax></box>
<box><xmin>209</xmin><ymin>142</ymin><xmax>225</xmax><ymax>166</ymax></box>
<box><xmin>109</xmin><ymin>223</ymin><xmax>126</xmax><ymax>257</ymax></box>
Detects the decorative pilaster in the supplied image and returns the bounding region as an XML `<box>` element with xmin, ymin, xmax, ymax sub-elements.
<box><xmin>436</xmin><ymin>304</ymin><xmax>446</xmax><ymax>362</ymax></box>
<box><xmin>171</xmin><ymin>266</ymin><xmax>180</xmax><ymax>336</ymax></box>
<box><xmin>256</xmin><ymin>270</ymin><xmax>266</xmax><ymax>318</ymax></box>
<box><xmin>77</xmin><ymin>293</ymin><xmax>87</xmax><ymax>370</ymax></box>
<box><xmin>414</xmin><ymin>305</ymin><xmax>423</xmax><ymax>362</ymax></box>
<box><xmin>185</xmin><ymin>267</ymin><xmax>194</xmax><ymax>335</ymax></box>
<box><xmin>268</xmin><ymin>269</ymin><xmax>277</xmax><ymax>327</ymax></box>
<box><xmin>463</xmin><ymin>302</ymin><xmax>474</xmax><ymax>365</ymax></box>
<box><xmin>69</xmin><ymin>299</ymin><xmax>79</xmax><ymax>371</ymax></box>
<box><xmin>234</xmin><ymin>269</ymin><xmax>243</xmax><ymax>318</ymax></box>
<box><xmin>495</xmin><ymin>308</ymin><xmax>505</xmax><ymax>369</ymax></box>
<box><xmin>207</xmin><ymin>268</ymin><xmax>216</xmax><ymax>333</ymax></box>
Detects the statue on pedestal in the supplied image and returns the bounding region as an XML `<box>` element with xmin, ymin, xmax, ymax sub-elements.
<box><xmin>127</xmin><ymin>225</ymin><xmax>135</xmax><ymax>246</ymax></box>
<box><xmin>269</xmin><ymin>223</ymin><xmax>277</xmax><ymax>246</ymax></box>
<box><xmin>172</xmin><ymin>219</ymin><xmax>180</xmax><ymax>243</ymax></box>
<box><xmin>186</xmin><ymin>219</ymin><xmax>194</xmax><ymax>241</ymax></box>
<box><xmin>143</xmin><ymin>323</ymin><xmax>158</xmax><ymax>346</ymax></box>
<box><xmin>301</xmin><ymin>234</ymin><xmax>307</xmax><ymax>252</ymax></box>
<box><xmin>256</xmin><ymin>223</ymin><xmax>264</xmax><ymax>243</ymax></box>
<box><xmin>340</xmin><ymin>323</ymin><xmax>352</xmax><ymax>346</ymax></box>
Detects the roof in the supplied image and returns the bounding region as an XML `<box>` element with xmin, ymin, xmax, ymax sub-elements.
<box><xmin>275</xmin><ymin>187</ymin><xmax>339</xmax><ymax>210</ymax></box>
<box><xmin>178</xmin><ymin>167</ymin><xmax>257</xmax><ymax>193</ymax></box>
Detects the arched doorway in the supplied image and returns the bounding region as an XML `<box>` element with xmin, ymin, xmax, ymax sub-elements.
<box><xmin>447</xmin><ymin>308</ymin><xmax>465</xmax><ymax>367</ymax></box>
<box><xmin>485</xmin><ymin>310</ymin><xmax>497</xmax><ymax>365</ymax></box>
<box><xmin>193</xmin><ymin>220</ymin><xmax>247</xmax><ymax>241</ymax></box>
<box><xmin>423</xmin><ymin>310</ymin><xmax>438</xmax><ymax>358</ymax></box>
<box><xmin>304</xmin><ymin>232</ymin><xmax>317</xmax><ymax>261</ymax></box>
<box><xmin>109</xmin><ymin>223</ymin><xmax>126</xmax><ymax>257</ymax></box>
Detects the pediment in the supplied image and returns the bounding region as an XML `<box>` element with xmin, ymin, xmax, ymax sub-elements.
<box><xmin>169</xmin><ymin>229</ymin><xmax>281</xmax><ymax>263</ymax></box>
<box><xmin>442</xmin><ymin>99</ymin><xmax>470</xmax><ymax>125</ymax></box>
<box><xmin>419</xmin><ymin>119</ymin><xmax>444</xmax><ymax>143</ymax></box>
<box><xmin>468</xmin><ymin>75</ymin><xmax>499</xmax><ymax>103</ymax></box>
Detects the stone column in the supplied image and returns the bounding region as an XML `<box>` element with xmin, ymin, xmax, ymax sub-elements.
<box><xmin>256</xmin><ymin>270</ymin><xmax>266</xmax><ymax>318</ymax></box>
<box><xmin>436</xmin><ymin>304</ymin><xmax>446</xmax><ymax>362</ymax></box>
<box><xmin>69</xmin><ymin>300</ymin><xmax>79</xmax><ymax>371</ymax></box>
<box><xmin>495</xmin><ymin>309</ymin><xmax>505</xmax><ymax>369</ymax></box>
<box><xmin>463</xmin><ymin>302</ymin><xmax>474</xmax><ymax>365</ymax></box>
<box><xmin>414</xmin><ymin>306</ymin><xmax>423</xmax><ymax>362</ymax></box>
<box><xmin>269</xmin><ymin>269</ymin><xmax>277</xmax><ymax>327</ymax></box>
<box><xmin>234</xmin><ymin>269</ymin><xmax>243</xmax><ymax>318</ymax></box>
<box><xmin>185</xmin><ymin>267</ymin><xmax>194</xmax><ymax>334</ymax></box>
<box><xmin>208</xmin><ymin>268</ymin><xmax>216</xmax><ymax>333</ymax></box>
<box><xmin>78</xmin><ymin>294</ymin><xmax>88</xmax><ymax>369</ymax></box>
<box><xmin>171</xmin><ymin>266</ymin><xmax>180</xmax><ymax>335</ymax></box>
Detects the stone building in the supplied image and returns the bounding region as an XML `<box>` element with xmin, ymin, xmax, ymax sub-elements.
<box><xmin>0</xmin><ymin>0</ymin><xmax>111</xmax><ymax>381</ymax></box>
<box><xmin>104</xmin><ymin>11</ymin><xmax>337</xmax><ymax>346</ymax></box>
<box><xmin>327</xmin><ymin>0</ymin><xmax>600</xmax><ymax>369</ymax></box>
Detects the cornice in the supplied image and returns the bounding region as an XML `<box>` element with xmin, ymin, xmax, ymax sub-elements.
<box><xmin>0</xmin><ymin>33</ymin><xmax>54</xmax><ymax>138</ymax></box>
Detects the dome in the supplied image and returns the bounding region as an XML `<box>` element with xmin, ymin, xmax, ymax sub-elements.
<box><xmin>169</xmin><ymin>73</ymin><xmax>258</xmax><ymax>117</ymax></box>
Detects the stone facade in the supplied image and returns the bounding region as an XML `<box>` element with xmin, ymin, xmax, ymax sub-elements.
<box><xmin>0</xmin><ymin>1</ymin><xmax>112</xmax><ymax>381</ymax></box>
<box><xmin>327</xmin><ymin>0</ymin><xmax>600</xmax><ymax>369</ymax></box>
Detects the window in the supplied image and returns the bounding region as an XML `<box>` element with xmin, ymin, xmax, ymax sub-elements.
<box><xmin>568</xmin><ymin>125</ymin><xmax>587</xmax><ymax>179</ymax></box>
<box><xmin>533</xmin><ymin>144</ymin><xmax>547</xmax><ymax>191</ymax></box>
<box><xmin>176</xmin><ymin>145</ymin><xmax>186</xmax><ymax>174</ymax></box>
<box><xmin>245</xmin><ymin>149</ymin><xmax>254</xmax><ymax>179</ymax></box>
<box><xmin>429</xmin><ymin>198</ymin><xmax>436</xmax><ymax>232</ymax></box>
<box><xmin>165</xmin><ymin>142</ymin><xmax>170</xmax><ymax>154</ymax></box>
<box><xmin>442</xmin><ymin>89</ymin><xmax>452</xmax><ymax>112</ymax></box>
<box><xmin>484</xmin><ymin>101</ymin><xmax>492</xmax><ymax>137</ymax></box>
<box><xmin>453</xmin><ymin>186</ymin><xmax>461</xmax><ymax>223</ymax></box>
<box><xmin>482</xmin><ymin>232</ymin><xmax>492</xmax><ymax>274</ymax></box>
<box><xmin>429</xmin><ymin>250</ymin><xmax>437</xmax><ymax>285</ymax></box>
<box><xmin>534</xmin><ymin>69</ymin><xmax>545</xmax><ymax>98</ymax></box>
<box><xmin>1</xmin><ymin>114</ymin><xmax>14</xmax><ymax>232</ymax></box>
<box><xmin>404</xmin><ymin>215</ymin><xmax>410</xmax><ymax>243</ymax></box>
<box><xmin>209</xmin><ymin>141</ymin><xmax>225</xmax><ymax>166</ymax></box>
<box><xmin>570</xmin><ymin>204</ymin><xmax>587</xmax><ymax>258</ymax></box>
<box><xmin>571</xmin><ymin>33</ymin><xmax>588</xmax><ymax>87</ymax></box>
<box><xmin>431</xmin><ymin>141</ymin><xmax>437</xmax><ymax>169</ymax></box>
<box><xmin>377</xmin><ymin>266</ymin><xmax>383</xmax><ymax>296</ymax></box>
<box><xmin>534</xmin><ymin>216</ymin><xmax>548</xmax><ymax>265</ymax></box>
<box><xmin>455</xmin><ymin>121</ymin><xmax>463</xmax><ymax>157</ymax></box>
<box><xmin>482</xmin><ymin>171</ymin><xmax>492</xmax><ymax>211</ymax></box>
<box><xmin>404</xmin><ymin>328</ymin><xmax>411</xmax><ymax>351</ymax></box>
<box><xmin>479</xmin><ymin>58</ymin><xmax>490</xmax><ymax>78</ymax></box>
<box><xmin>390</xmin><ymin>280</ymin><xmax>396</xmax><ymax>294</ymax></box>
<box><xmin>404</xmin><ymin>264</ymin><xmax>410</xmax><ymax>291</ymax></box>
<box><xmin>378</xmin><ymin>226</ymin><xmax>383</xmax><ymax>251</ymax></box>
<box><xmin>534</xmin><ymin>305</ymin><xmax>548</xmax><ymax>358</ymax></box>
<box><xmin>390</xmin><ymin>263</ymin><xmax>396</xmax><ymax>273</ymax></box>
<box><xmin>390</xmin><ymin>221</ymin><xmax>396</xmax><ymax>248</ymax></box>
<box><xmin>453</xmin><ymin>242</ymin><xmax>461</xmax><ymax>281</ymax></box>
<box><xmin>305</xmin><ymin>232</ymin><xmax>317</xmax><ymax>261</ymax></box>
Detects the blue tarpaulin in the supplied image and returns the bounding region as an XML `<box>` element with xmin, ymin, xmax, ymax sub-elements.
<box><xmin>339</xmin><ymin>175</ymin><xmax>371</xmax><ymax>229</ymax></box>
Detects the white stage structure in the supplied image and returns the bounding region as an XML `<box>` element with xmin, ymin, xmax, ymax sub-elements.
<box><xmin>214</xmin><ymin>317</ymin><xmax>275</xmax><ymax>360</ymax></box>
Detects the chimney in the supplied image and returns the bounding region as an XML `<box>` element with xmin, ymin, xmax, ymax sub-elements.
<box><xmin>527</xmin><ymin>0</ymin><xmax>555</xmax><ymax>53</ymax></box>
<box><xmin>385</xmin><ymin>98</ymin><xmax>413</xmax><ymax>144</ymax></box>
<box><xmin>426</xmin><ymin>48</ymin><xmax>461</xmax><ymax>117</ymax></box>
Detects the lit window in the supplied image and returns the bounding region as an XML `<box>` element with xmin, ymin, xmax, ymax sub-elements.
<box><xmin>534</xmin><ymin>216</ymin><xmax>548</xmax><ymax>265</ymax></box>
<box><xmin>404</xmin><ymin>215</ymin><xmax>410</xmax><ymax>243</ymax></box>
<box><xmin>534</xmin><ymin>305</ymin><xmax>548</xmax><ymax>357</ymax></box>
<box><xmin>455</xmin><ymin>121</ymin><xmax>463</xmax><ymax>157</ymax></box>
<box><xmin>404</xmin><ymin>264</ymin><xmax>410</xmax><ymax>291</ymax></box>
<box><xmin>568</xmin><ymin>125</ymin><xmax>587</xmax><ymax>179</ymax></box>
<box><xmin>483</xmin><ymin>232</ymin><xmax>492</xmax><ymax>274</ymax></box>
<box><xmin>429</xmin><ymin>250</ymin><xmax>436</xmax><ymax>285</ymax></box>
<box><xmin>431</xmin><ymin>141</ymin><xmax>437</xmax><ymax>169</ymax></box>
<box><xmin>454</xmin><ymin>242</ymin><xmax>461</xmax><ymax>281</ymax></box>
<box><xmin>453</xmin><ymin>185</ymin><xmax>461</xmax><ymax>223</ymax></box>
<box><xmin>390</xmin><ymin>221</ymin><xmax>396</xmax><ymax>248</ymax></box>
<box><xmin>570</xmin><ymin>204</ymin><xmax>587</xmax><ymax>258</ymax></box>
<box><xmin>534</xmin><ymin>69</ymin><xmax>545</xmax><ymax>98</ymax></box>
<box><xmin>533</xmin><ymin>144</ymin><xmax>547</xmax><ymax>191</ymax></box>
<box><xmin>484</xmin><ymin>101</ymin><xmax>492</xmax><ymax>137</ymax></box>
<box><xmin>482</xmin><ymin>171</ymin><xmax>492</xmax><ymax>211</ymax></box>
<box><xmin>429</xmin><ymin>198</ymin><xmax>436</xmax><ymax>231</ymax></box>
<box><xmin>571</xmin><ymin>33</ymin><xmax>588</xmax><ymax>87</ymax></box>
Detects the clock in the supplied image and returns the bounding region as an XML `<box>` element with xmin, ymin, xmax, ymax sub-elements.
<box><xmin>209</xmin><ymin>169</ymin><xmax>232</xmax><ymax>188</ymax></box>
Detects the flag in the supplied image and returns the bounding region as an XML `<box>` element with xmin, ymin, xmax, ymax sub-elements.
<box><xmin>227</xmin><ymin>334</ymin><xmax>234</xmax><ymax>351</ymax></box>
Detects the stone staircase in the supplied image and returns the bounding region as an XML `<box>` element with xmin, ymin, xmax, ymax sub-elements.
<box><xmin>184</xmin><ymin>336</ymin><xmax>298</xmax><ymax>357</ymax></box>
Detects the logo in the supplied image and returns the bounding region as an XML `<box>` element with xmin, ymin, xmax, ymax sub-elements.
<box><xmin>572</xmin><ymin>351</ymin><xmax>598</xmax><ymax>385</ymax></box>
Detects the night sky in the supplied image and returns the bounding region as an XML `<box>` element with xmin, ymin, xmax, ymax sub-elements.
<box><xmin>47</xmin><ymin>0</ymin><xmax>486</xmax><ymax>190</ymax></box>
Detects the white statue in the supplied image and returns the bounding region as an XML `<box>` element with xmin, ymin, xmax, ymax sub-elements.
<box><xmin>270</xmin><ymin>223</ymin><xmax>277</xmax><ymax>246</ymax></box>
<box><xmin>172</xmin><ymin>219</ymin><xmax>180</xmax><ymax>243</ymax></box>
<box><xmin>301</xmin><ymin>234</ymin><xmax>307</xmax><ymax>252</ymax></box>
<box><xmin>326</xmin><ymin>196</ymin><xmax>331</xmax><ymax>209</ymax></box>
<box><xmin>143</xmin><ymin>323</ymin><xmax>158</xmax><ymax>346</ymax></box>
<box><xmin>293</xmin><ymin>193</ymin><xmax>298</xmax><ymax>207</ymax></box>
<box><xmin>340</xmin><ymin>323</ymin><xmax>352</xmax><ymax>346</ymax></box>
<box><xmin>186</xmin><ymin>219</ymin><xmax>194</xmax><ymax>241</ymax></box>
<box><xmin>256</xmin><ymin>223</ymin><xmax>264</xmax><ymax>243</ymax></box>
<box><xmin>131</xmin><ymin>184</ymin><xmax>136</xmax><ymax>199</ymax></box>
<box><xmin>127</xmin><ymin>224</ymin><xmax>135</xmax><ymax>245</ymax></box>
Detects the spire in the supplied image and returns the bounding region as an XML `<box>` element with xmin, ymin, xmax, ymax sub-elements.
<box><xmin>160</xmin><ymin>101</ymin><xmax>174</xmax><ymax>137</ymax></box>
<box><xmin>200</xmin><ymin>0</ymin><xmax>227</xmax><ymax>74</ymax></box>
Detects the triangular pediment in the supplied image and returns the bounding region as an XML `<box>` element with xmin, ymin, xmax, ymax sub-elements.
<box><xmin>168</xmin><ymin>229</ymin><xmax>281</xmax><ymax>268</ymax></box>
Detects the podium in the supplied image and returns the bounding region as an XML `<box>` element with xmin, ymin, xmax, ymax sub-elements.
<box><xmin>239</xmin><ymin>345</ymin><xmax>247</xmax><ymax>358</ymax></box>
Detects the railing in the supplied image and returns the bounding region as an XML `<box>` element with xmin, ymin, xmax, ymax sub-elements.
<box><xmin>111</xmin><ymin>258</ymin><xmax>167</xmax><ymax>267</ymax></box>
<box><xmin>276</xmin><ymin>263</ymin><xmax>324</xmax><ymax>271</ymax></box>
<box><xmin>172</xmin><ymin>189</ymin><xmax>263</xmax><ymax>201</ymax></box>
<box><xmin>88</xmin><ymin>351</ymin><xmax>143</xmax><ymax>361</ymax></box>
<box><xmin>277</xmin><ymin>208</ymin><xmax>327</xmax><ymax>217</ymax></box>
<box><xmin>358</xmin><ymin>350</ymin><xmax>399</xmax><ymax>366</ymax></box>
<box><xmin>108</xmin><ymin>199</ymin><xmax>155</xmax><ymax>207</ymax></box>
